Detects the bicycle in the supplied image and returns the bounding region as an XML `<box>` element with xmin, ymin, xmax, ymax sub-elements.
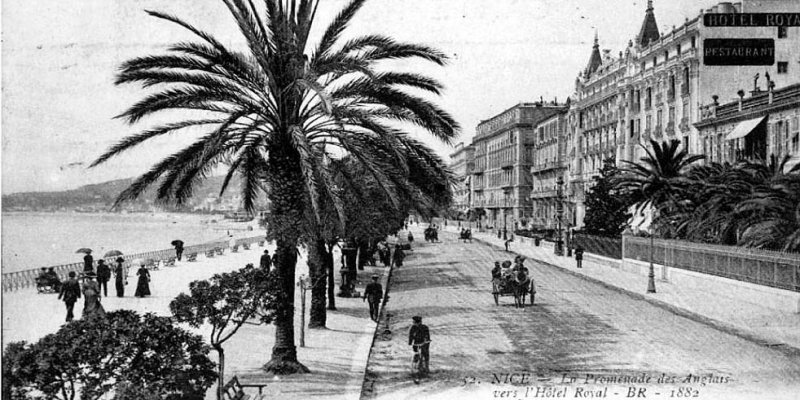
<box><xmin>410</xmin><ymin>340</ymin><xmax>431</xmax><ymax>384</ymax></box>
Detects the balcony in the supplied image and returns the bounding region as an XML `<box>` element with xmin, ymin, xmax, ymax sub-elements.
<box><xmin>653</xmin><ymin>124</ymin><xmax>663</xmax><ymax>138</ymax></box>
<box><xmin>666</xmin><ymin>121</ymin><xmax>675</xmax><ymax>135</ymax></box>
<box><xmin>530</xmin><ymin>188</ymin><xmax>558</xmax><ymax>198</ymax></box>
<box><xmin>500</xmin><ymin>160</ymin><xmax>514</xmax><ymax>170</ymax></box>
<box><xmin>472</xmin><ymin>165</ymin><xmax>485</xmax><ymax>175</ymax></box>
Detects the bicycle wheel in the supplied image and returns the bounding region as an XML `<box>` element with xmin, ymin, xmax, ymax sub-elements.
<box><xmin>411</xmin><ymin>353</ymin><xmax>421</xmax><ymax>383</ymax></box>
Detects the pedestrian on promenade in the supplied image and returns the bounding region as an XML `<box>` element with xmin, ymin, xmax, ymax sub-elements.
<box><xmin>174</xmin><ymin>241</ymin><xmax>184</xmax><ymax>261</ymax></box>
<box><xmin>96</xmin><ymin>260</ymin><xmax>111</xmax><ymax>297</ymax></box>
<box><xmin>392</xmin><ymin>245</ymin><xmax>405</xmax><ymax>267</ymax></box>
<box><xmin>409</xmin><ymin>316</ymin><xmax>431</xmax><ymax>373</ymax></box>
<box><xmin>81</xmin><ymin>272</ymin><xmax>105</xmax><ymax>320</ymax></box>
<box><xmin>114</xmin><ymin>257</ymin><xmax>126</xmax><ymax>297</ymax></box>
<box><xmin>574</xmin><ymin>245</ymin><xmax>584</xmax><ymax>268</ymax></box>
<box><xmin>260</xmin><ymin>250</ymin><xmax>272</xmax><ymax>271</ymax></box>
<box><xmin>57</xmin><ymin>271</ymin><xmax>81</xmax><ymax>322</ymax></box>
<box><xmin>363</xmin><ymin>275</ymin><xmax>383</xmax><ymax>322</ymax></box>
<box><xmin>83</xmin><ymin>250</ymin><xmax>94</xmax><ymax>273</ymax></box>
<box><xmin>407</xmin><ymin>231</ymin><xmax>414</xmax><ymax>244</ymax></box>
<box><xmin>229</xmin><ymin>235</ymin><xmax>237</xmax><ymax>250</ymax></box>
<box><xmin>134</xmin><ymin>264</ymin><xmax>151</xmax><ymax>298</ymax></box>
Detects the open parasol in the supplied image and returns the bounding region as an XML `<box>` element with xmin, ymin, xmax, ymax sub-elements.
<box><xmin>76</xmin><ymin>248</ymin><xmax>93</xmax><ymax>254</ymax></box>
<box><xmin>104</xmin><ymin>250</ymin><xmax>124</xmax><ymax>258</ymax></box>
<box><xmin>171</xmin><ymin>240</ymin><xmax>184</xmax><ymax>247</ymax></box>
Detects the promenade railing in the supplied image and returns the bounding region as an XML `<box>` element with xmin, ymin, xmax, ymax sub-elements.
<box><xmin>2</xmin><ymin>235</ymin><xmax>265</xmax><ymax>293</ymax></box>
<box><xmin>623</xmin><ymin>236</ymin><xmax>800</xmax><ymax>292</ymax></box>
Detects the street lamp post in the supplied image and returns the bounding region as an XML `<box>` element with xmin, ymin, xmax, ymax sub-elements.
<box><xmin>555</xmin><ymin>176</ymin><xmax>564</xmax><ymax>256</ymax></box>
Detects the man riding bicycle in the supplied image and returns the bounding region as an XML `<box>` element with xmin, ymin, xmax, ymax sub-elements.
<box><xmin>409</xmin><ymin>316</ymin><xmax>431</xmax><ymax>373</ymax></box>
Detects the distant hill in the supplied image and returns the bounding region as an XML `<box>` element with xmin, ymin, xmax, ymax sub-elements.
<box><xmin>2</xmin><ymin>176</ymin><xmax>265</xmax><ymax>212</ymax></box>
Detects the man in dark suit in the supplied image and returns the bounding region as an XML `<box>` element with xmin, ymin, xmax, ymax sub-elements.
<box><xmin>409</xmin><ymin>316</ymin><xmax>431</xmax><ymax>372</ymax></box>
<box><xmin>58</xmin><ymin>271</ymin><xmax>81</xmax><ymax>322</ymax></box>
<box><xmin>96</xmin><ymin>260</ymin><xmax>111</xmax><ymax>297</ymax></box>
<box><xmin>363</xmin><ymin>275</ymin><xmax>383</xmax><ymax>321</ymax></box>
<box><xmin>260</xmin><ymin>250</ymin><xmax>272</xmax><ymax>272</ymax></box>
<box><xmin>83</xmin><ymin>251</ymin><xmax>94</xmax><ymax>273</ymax></box>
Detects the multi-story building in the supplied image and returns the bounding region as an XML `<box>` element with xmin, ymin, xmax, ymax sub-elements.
<box><xmin>448</xmin><ymin>142</ymin><xmax>475</xmax><ymax>216</ymax></box>
<box><xmin>695</xmin><ymin>82</ymin><xmax>800</xmax><ymax>165</ymax></box>
<box><xmin>529</xmin><ymin>110</ymin><xmax>569</xmax><ymax>229</ymax></box>
<box><xmin>470</xmin><ymin>102</ymin><xmax>566</xmax><ymax>230</ymax></box>
<box><xmin>567</xmin><ymin>0</ymin><xmax>800</xmax><ymax>229</ymax></box>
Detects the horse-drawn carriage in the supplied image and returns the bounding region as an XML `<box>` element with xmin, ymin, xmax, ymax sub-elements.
<box><xmin>424</xmin><ymin>227</ymin><xmax>438</xmax><ymax>242</ymax></box>
<box><xmin>459</xmin><ymin>229</ymin><xmax>472</xmax><ymax>243</ymax></box>
<box><xmin>491</xmin><ymin>262</ymin><xmax>535</xmax><ymax>308</ymax></box>
<box><xmin>492</xmin><ymin>276</ymin><xmax>535</xmax><ymax>308</ymax></box>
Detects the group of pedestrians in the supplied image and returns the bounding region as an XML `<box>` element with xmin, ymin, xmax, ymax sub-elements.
<box><xmin>56</xmin><ymin>250</ymin><xmax>154</xmax><ymax>322</ymax></box>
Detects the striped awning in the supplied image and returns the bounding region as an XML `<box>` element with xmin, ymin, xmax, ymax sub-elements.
<box><xmin>725</xmin><ymin>116</ymin><xmax>765</xmax><ymax>141</ymax></box>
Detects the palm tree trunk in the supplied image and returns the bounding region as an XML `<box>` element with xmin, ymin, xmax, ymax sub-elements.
<box><xmin>308</xmin><ymin>238</ymin><xmax>327</xmax><ymax>328</ymax></box>
<box><xmin>263</xmin><ymin>236</ymin><xmax>310</xmax><ymax>373</ymax></box>
<box><xmin>263</xmin><ymin>148</ymin><xmax>309</xmax><ymax>374</ymax></box>
<box><xmin>326</xmin><ymin>242</ymin><xmax>336</xmax><ymax>310</ymax></box>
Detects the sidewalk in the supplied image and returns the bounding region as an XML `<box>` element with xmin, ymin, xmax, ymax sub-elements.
<box><xmin>444</xmin><ymin>225</ymin><xmax>800</xmax><ymax>353</ymax></box>
<box><xmin>219</xmin><ymin>237</ymin><xmax>408</xmax><ymax>400</ymax></box>
<box><xmin>2</xmin><ymin>232</ymin><xmax>402</xmax><ymax>400</ymax></box>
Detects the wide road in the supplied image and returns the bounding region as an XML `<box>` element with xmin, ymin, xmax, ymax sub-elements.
<box><xmin>361</xmin><ymin>227</ymin><xmax>800</xmax><ymax>400</ymax></box>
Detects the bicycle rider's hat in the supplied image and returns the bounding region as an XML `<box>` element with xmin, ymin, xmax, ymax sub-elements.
<box><xmin>412</xmin><ymin>316</ymin><xmax>422</xmax><ymax>322</ymax></box>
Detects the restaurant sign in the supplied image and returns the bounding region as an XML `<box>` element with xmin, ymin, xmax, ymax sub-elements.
<box><xmin>703</xmin><ymin>38</ymin><xmax>774</xmax><ymax>66</ymax></box>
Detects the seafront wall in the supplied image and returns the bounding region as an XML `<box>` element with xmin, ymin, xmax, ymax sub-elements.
<box><xmin>2</xmin><ymin>235</ymin><xmax>265</xmax><ymax>293</ymax></box>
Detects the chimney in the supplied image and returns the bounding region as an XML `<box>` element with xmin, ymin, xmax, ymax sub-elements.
<box><xmin>768</xmin><ymin>81</ymin><xmax>775</xmax><ymax>104</ymax></box>
<box><xmin>737</xmin><ymin>89</ymin><xmax>745</xmax><ymax>111</ymax></box>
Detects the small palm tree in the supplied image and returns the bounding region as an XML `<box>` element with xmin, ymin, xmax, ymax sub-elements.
<box><xmin>93</xmin><ymin>0</ymin><xmax>458</xmax><ymax>373</ymax></box>
<box><xmin>614</xmin><ymin>139</ymin><xmax>704</xmax><ymax>293</ymax></box>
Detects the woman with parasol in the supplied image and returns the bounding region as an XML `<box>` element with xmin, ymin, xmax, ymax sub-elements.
<box><xmin>171</xmin><ymin>240</ymin><xmax>184</xmax><ymax>261</ymax></box>
<box><xmin>81</xmin><ymin>272</ymin><xmax>105</xmax><ymax>319</ymax></box>
<box><xmin>77</xmin><ymin>248</ymin><xmax>93</xmax><ymax>273</ymax></box>
<box><xmin>134</xmin><ymin>261</ymin><xmax>151</xmax><ymax>298</ymax></box>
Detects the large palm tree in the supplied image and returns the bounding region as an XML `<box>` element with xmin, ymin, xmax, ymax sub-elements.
<box><xmin>93</xmin><ymin>0</ymin><xmax>458</xmax><ymax>373</ymax></box>
<box><xmin>737</xmin><ymin>156</ymin><xmax>800</xmax><ymax>251</ymax></box>
<box><xmin>614</xmin><ymin>139</ymin><xmax>704</xmax><ymax>293</ymax></box>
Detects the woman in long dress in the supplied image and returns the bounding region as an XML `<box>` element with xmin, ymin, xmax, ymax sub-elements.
<box><xmin>81</xmin><ymin>272</ymin><xmax>106</xmax><ymax>319</ymax></box>
<box><xmin>134</xmin><ymin>265</ymin><xmax>151</xmax><ymax>297</ymax></box>
<box><xmin>114</xmin><ymin>257</ymin><xmax>126</xmax><ymax>297</ymax></box>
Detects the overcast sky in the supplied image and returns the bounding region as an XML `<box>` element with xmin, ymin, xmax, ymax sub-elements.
<box><xmin>1</xmin><ymin>0</ymin><xmax>724</xmax><ymax>194</ymax></box>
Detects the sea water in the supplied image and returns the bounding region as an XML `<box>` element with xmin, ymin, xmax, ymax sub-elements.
<box><xmin>1</xmin><ymin>212</ymin><xmax>258</xmax><ymax>273</ymax></box>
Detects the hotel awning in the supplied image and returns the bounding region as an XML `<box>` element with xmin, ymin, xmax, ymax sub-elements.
<box><xmin>725</xmin><ymin>116</ymin><xmax>765</xmax><ymax>141</ymax></box>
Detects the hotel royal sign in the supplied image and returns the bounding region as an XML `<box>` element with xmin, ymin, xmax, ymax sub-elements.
<box><xmin>703</xmin><ymin>13</ymin><xmax>800</xmax><ymax>66</ymax></box>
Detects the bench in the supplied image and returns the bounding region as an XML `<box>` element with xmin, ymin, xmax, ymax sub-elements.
<box><xmin>215</xmin><ymin>247</ymin><xmax>225</xmax><ymax>256</ymax></box>
<box><xmin>186</xmin><ymin>253</ymin><xmax>198</xmax><ymax>262</ymax></box>
<box><xmin>242</xmin><ymin>243</ymin><xmax>251</xmax><ymax>250</ymax></box>
<box><xmin>221</xmin><ymin>376</ymin><xmax>268</xmax><ymax>400</ymax></box>
<box><xmin>206</xmin><ymin>250</ymin><xmax>216</xmax><ymax>258</ymax></box>
<box><xmin>163</xmin><ymin>257</ymin><xmax>177</xmax><ymax>267</ymax></box>
<box><xmin>145</xmin><ymin>259</ymin><xmax>159</xmax><ymax>271</ymax></box>
<box><xmin>231</xmin><ymin>244</ymin><xmax>240</xmax><ymax>253</ymax></box>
